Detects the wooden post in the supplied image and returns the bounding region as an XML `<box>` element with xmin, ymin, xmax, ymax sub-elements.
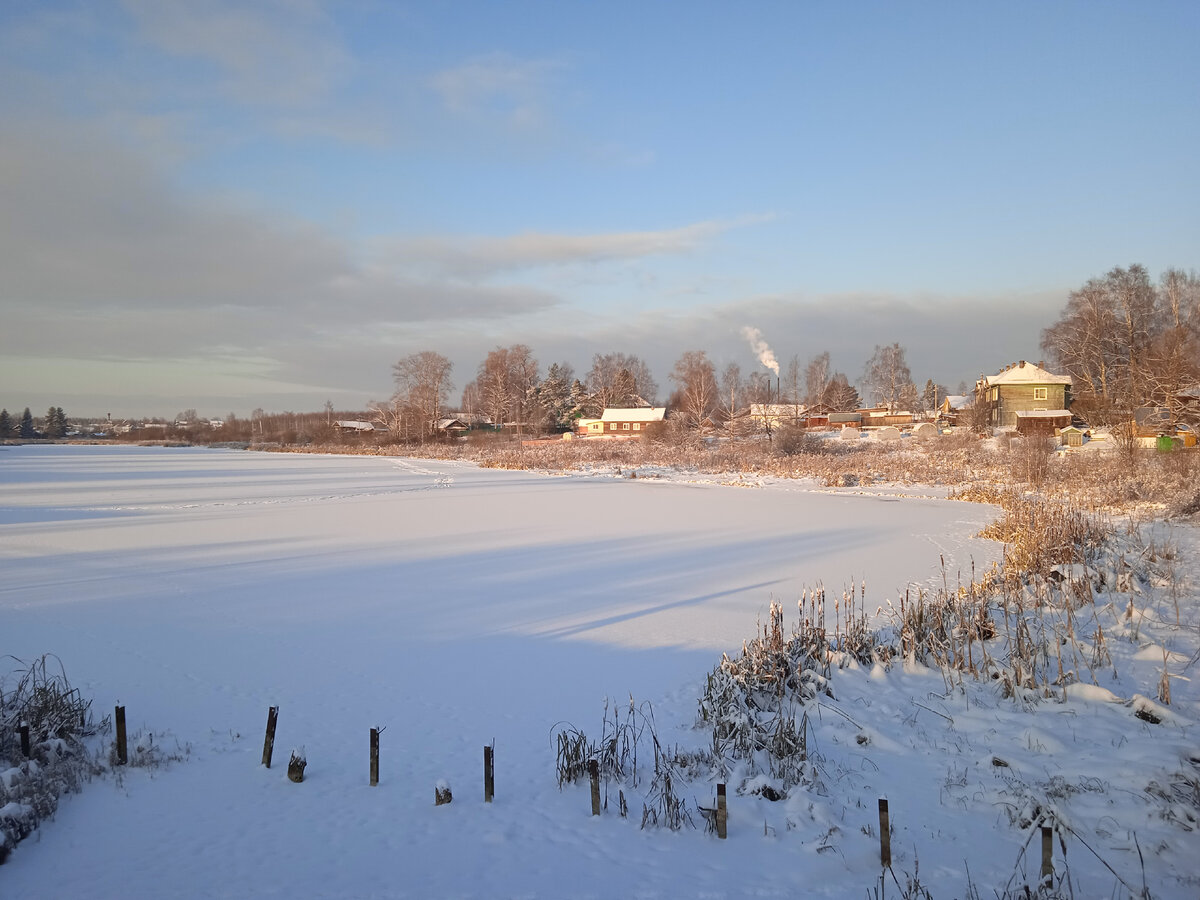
<box><xmin>588</xmin><ymin>759</ymin><xmax>600</xmax><ymax>816</ymax></box>
<box><xmin>878</xmin><ymin>798</ymin><xmax>891</xmax><ymax>868</ymax></box>
<box><xmin>716</xmin><ymin>782</ymin><xmax>727</xmax><ymax>839</ymax></box>
<box><xmin>370</xmin><ymin>728</ymin><xmax>380</xmax><ymax>786</ymax></box>
<box><xmin>484</xmin><ymin>745</ymin><xmax>494</xmax><ymax>802</ymax></box>
<box><xmin>1040</xmin><ymin>825</ymin><xmax>1053</xmax><ymax>883</ymax></box>
<box><xmin>19</xmin><ymin>723</ymin><xmax>31</xmax><ymax>758</ymax></box>
<box><xmin>115</xmin><ymin>705</ymin><xmax>127</xmax><ymax>766</ymax></box>
<box><xmin>261</xmin><ymin>706</ymin><xmax>279</xmax><ymax>768</ymax></box>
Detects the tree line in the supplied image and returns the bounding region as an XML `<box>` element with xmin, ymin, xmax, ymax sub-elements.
<box><xmin>0</xmin><ymin>407</ymin><xmax>68</xmax><ymax>439</ymax></box>
<box><xmin>375</xmin><ymin>342</ymin><xmax>959</xmax><ymax>443</ymax></box>
<box><xmin>7</xmin><ymin>263</ymin><xmax>1192</xmax><ymax>446</ymax></box>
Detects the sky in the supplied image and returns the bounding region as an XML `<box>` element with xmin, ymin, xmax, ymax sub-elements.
<box><xmin>2</xmin><ymin>0</ymin><xmax>1198</xmax><ymax>419</ymax></box>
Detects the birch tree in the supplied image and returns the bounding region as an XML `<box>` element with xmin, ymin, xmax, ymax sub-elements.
<box><xmin>392</xmin><ymin>351</ymin><xmax>453</xmax><ymax>440</ymax></box>
<box><xmin>861</xmin><ymin>343</ymin><xmax>913</xmax><ymax>411</ymax></box>
<box><xmin>669</xmin><ymin>350</ymin><xmax>718</xmax><ymax>430</ymax></box>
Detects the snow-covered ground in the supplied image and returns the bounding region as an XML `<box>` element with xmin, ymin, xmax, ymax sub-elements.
<box><xmin>1</xmin><ymin>445</ymin><xmax>1196</xmax><ymax>898</ymax></box>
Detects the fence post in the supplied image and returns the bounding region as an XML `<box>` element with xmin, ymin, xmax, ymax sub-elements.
<box><xmin>115</xmin><ymin>705</ymin><xmax>127</xmax><ymax>765</ymax></box>
<box><xmin>370</xmin><ymin>728</ymin><xmax>380</xmax><ymax>786</ymax></box>
<box><xmin>716</xmin><ymin>783</ymin><xmax>727</xmax><ymax>839</ymax></box>
<box><xmin>878</xmin><ymin>798</ymin><xmax>891</xmax><ymax>868</ymax></box>
<box><xmin>261</xmin><ymin>706</ymin><xmax>279</xmax><ymax>768</ymax></box>
<box><xmin>484</xmin><ymin>745</ymin><xmax>494</xmax><ymax>802</ymax></box>
<box><xmin>589</xmin><ymin>759</ymin><xmax>600</xmax><ymax>816</ymax></box>
<box><xmin>19</xmin><ymin>723</ymin><xmax>31</xmax><ymax>758</ymax></box>
<box><xmin>1040</xmin><ymin>825</ymin><xmax>1053</xmax><ymax>883</ymax></box>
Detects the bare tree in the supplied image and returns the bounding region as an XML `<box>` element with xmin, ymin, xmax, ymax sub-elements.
<box><xmin>392</xmin><ymin>351</ymin><xmax>453</xmax><ymax>441</ymax></box>
<box><xmin>861</xmin><ymin>343</ymin><xmax>913</xmax><ymax>411</ymax></box>
<box><xmin>476</xmin><ymin>344</ymin><xmax>539</xmax><ymax>435</ymax></box>
<box><xmin>824</xmin><ymin>373</ymin><xmax>860</xmax><ymax>412</ymax></box>
<box><xmin>745</xmin><ymin>371</ymin><xmax>772</xmax><ymax>404</ymax></box>
<box><xmin>719</xmin><ymin>362</ymin><xmax>743</xmax><ymax>440</ymax></box>
<box><xmin>368</xmin><ymin>396</ymin><xmax>406</xmax><ymax>438</ymax></box>
<box><xmin>587</xmin><ymin>352</ymin><xmax>659</xmax><ymax>408</ymax></box>
<box><xmin>1042</xmin><ymin>264</ymin><xmax>1162</xmax><ymax>423</ymax></box>
<box><xmin>1110</xmin><ymin>264</ymin><xmax>1158</xmax><ymax>407</ymax></box>
<box><xmin>460</xmin><ymin>380</ymin><xmax>481</xmax><ymax>424</ymax></box>
<box><xmin>1149</xmin><ymin>268</ymin><xmax>1200</xmax><ymax>424</ymax></box>
<box><xmin>784</xmin><ymin>354</ymin><xmax>802</xmax><ymax>408</ymax></box>
<box><xmin>669</xmin><ymin>350</ymin><xmax>718</xmax><ymax>431</ymax></box>
<box><xmin>803</xmin><ymin>351</ymin><xmax>831</xmax><ymax>407</ymax></box>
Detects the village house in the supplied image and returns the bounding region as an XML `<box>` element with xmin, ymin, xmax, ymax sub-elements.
<box><xmin>975</xmin><ymin>361</ymin><xmax>1072</xmax><ymax>428</ymax></box>
<box><xmin>748</xmin><ymin>403</ymin><xmax>806</xmax><ymax>431</ymax></box>
<box><xmin>334</xmin><ymin>420</ymin><xmax>386</xmax><ymax>433</ymax></box>
<box><xmin>587</xmin><ymin>407</ymin><xmax>666</xmax><ymax>436</ymax></box>
<box><xmin>937</xmin><ymin>394</ymin><xmax>972</xmax><ymax>427</ymax></box>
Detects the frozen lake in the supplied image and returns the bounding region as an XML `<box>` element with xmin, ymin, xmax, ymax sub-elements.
<box><xmin>0</xmin><ymin>445</ymin><xmax>1018</xmax><ymax>897</ymax></box>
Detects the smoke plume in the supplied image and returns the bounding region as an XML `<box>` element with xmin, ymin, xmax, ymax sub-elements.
<box><xmin>741</xmin><ymin>326</ymin><xmax>779</xmax><ymax>376</ymax></box>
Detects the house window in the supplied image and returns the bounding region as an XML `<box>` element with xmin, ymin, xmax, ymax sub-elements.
<box><xmin>609</xmin><ymin>423</ymin><xmax>616</xmax><ymax>431</ymax></box>
<box><xmin>1034</xmin><ymin>387</ymin><xmax>1048</xmax><ymax>400</ymax></box>
<box><xmin>991</xmin><ymin>388</ymin><xmax>998</xmax><ymax>401</ymax></box>
<box><xmin>623</xmin><ymin>423</ymin><xmax>630</xmax><ymax>430</ymax></box>
<box><xmin>632</xmin><ymin>423</ymin><xmax>640</xmax><ymax>430</ymax></box>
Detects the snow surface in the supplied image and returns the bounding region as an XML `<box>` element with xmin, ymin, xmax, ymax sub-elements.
<box><xmin>1</xmin><ymin>445</ymin><xmax>1196</xmax><ymax>898</ymax></box>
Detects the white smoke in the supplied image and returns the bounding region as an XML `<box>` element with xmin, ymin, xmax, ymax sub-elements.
<box><xmin>741</xmin><ymin>326</ymin><xmax>779</xmax><ymax>376</ymax></box>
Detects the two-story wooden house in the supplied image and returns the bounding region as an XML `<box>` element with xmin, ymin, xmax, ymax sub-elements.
<box><xmin>975</xmin><ymin>361</ymin><xmax>1072</xmax><ymax>428</ymax></box>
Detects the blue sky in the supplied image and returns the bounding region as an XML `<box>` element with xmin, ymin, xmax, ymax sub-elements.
<box><xmin>2</xmin><ymin>0</ymin><xmax>1197</xmax><ymax>418</ymax></box>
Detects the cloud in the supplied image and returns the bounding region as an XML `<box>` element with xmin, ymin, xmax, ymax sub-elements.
<box><xmin>429</xmin><ymin>53</ymin><xmax>562</xmax><ymax>131</ymax></box>
<box><xmin>121</xmin><ymin>0</ymin><xmax>350</xmax><ymax>107</ymax></box>
<box><xmin>377</xmin><ymin>219</ymin><xmax>762</xmax><ymax>279</ymax></box>
<box><xmin>0</xmin><ymin>122</ymin><xmax>556</xmax><ymax>328</ymax></box>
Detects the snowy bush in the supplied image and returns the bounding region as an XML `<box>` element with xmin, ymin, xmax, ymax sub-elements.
<box><xmin>0</xmin><ymin>655</ymin><xmax>104</xmax><ymax>863</ymax></box>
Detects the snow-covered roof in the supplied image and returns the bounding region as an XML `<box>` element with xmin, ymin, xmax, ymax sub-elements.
<box><xmin>599</xmin><ymin>407</ymin><xmax>666</xmax><ymax>423</ymax></box>
<box><xmin>1015</xmin><ymin>409</ymin><xmax>1071</xmax><ymax>418</ymax></box>
<box><xmin>981</xmin><ymin>361</ymin><xmax>1071</xmax><ymax>386</ymax></box>
<box><xmin>942</xmin><ymin>395</ymin><xmax>970</xmax><ymax>409</ymax></box>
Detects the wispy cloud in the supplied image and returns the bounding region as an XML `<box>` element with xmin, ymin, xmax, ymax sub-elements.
<box><xmin>121</xmin><ymin>0</ymin><xmax>351</xmax><ymax>107</ymax></box>
<box><xmin>377</xmin><ymin>217</ymin><xmax>773</xmax><ymax>279</ymax></box>
<box><xmin>429</xmin><ymin>52</ymin><xmax>562</xmax><ymax>131</ymax></box>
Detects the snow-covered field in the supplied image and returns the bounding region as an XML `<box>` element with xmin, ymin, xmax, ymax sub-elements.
<box><xmin>2</xmin><ymin>445</ymin><xmax>1196</xmax><ymax>898</ymax></box>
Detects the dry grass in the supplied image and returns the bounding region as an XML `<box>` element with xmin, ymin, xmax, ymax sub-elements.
<box><xmin>0</xmin><ymin>655</ymin><xmax>106</xmax><ymax>863</ymax></box>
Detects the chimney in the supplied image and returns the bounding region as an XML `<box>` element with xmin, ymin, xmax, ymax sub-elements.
<box><xmin>1019</xmin><ymin>360</ymin><xmax>1025</xmax><ymax>367</ymax></box>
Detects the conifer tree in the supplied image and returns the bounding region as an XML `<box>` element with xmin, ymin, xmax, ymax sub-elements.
<box><xmin>19</xmin><ymin>408</ymin><xmax>36</xmax><ymax>438</ymax></box>
<box><xmin>0</xmin><ymin>409</ymin><xmax>12</xmax><ymax>438</ymax></box>
<box><xmin>44</xmin><ymin>406</ymin><xmax>66</xmax><ymax>438</ymax></box>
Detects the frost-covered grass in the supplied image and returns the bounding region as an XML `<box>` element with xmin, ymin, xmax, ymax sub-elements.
<box><xmin>269</xmin><ymin>428</ymin><xmax>1200</xmax><ymax>516</ymax></box>
<box><xmin>1</xmin><ymin>444</ymin><xmax>1197</xmax><ymax>898</ymax></box>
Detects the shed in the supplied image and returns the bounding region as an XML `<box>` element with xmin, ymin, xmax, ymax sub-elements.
<box><xmin>1059</xmin><ymin>425</ymin><xmax>1086</xmax><ymax>448</ymax></box>
<box><xmin>1014</xmin><ymin>410</ymin><xmax>1071</xmax><ymax>436</ymax></box>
